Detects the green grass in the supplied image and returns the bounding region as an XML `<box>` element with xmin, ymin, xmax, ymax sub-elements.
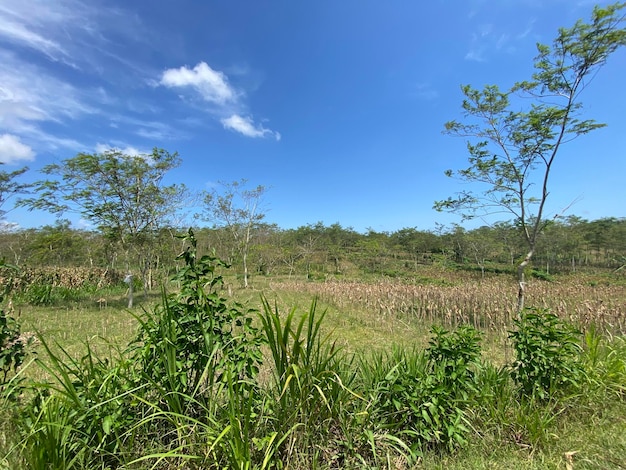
<box><xmin>2</xmin><ymin>263</ymin><xmax>626</xmax><ymax>469</ymax></box>
<box><xmin>425</xmin><ymin>399</ymin><xmax>626</xmax><ymax>469</ymax></box>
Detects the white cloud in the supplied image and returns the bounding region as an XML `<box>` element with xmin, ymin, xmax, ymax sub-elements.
<box><xmin>0</xmin><ymin>133</ymin><xmax>35</xmax><ymax>164</ymax></box>
<box><xmin>0</xmin><ymin>220</ymin><xmax>19</xmax><ymax>232</ymax></box>
<box><xmin>0</xmin><ymin>15</ymin><xmax>66</xmax><ymax>59</ymax></box>
<box><xmin>107</xmin><ymin>114</ymin><xmax>181</xmax><ymax>141</ymax></box>
<box><xmin>0</xmin><ymin>50</ymin><xmax>96</xmax><ymax>122</ymax></box>
<box><xmin>160</xmin><ymin>62</ymin><xmax>237</xmax><ymax>105</ymax></box>
<box><xmin>221</xmin><ymin>114</ymin><xmax>281</xmax><ymax>141</ymax></box>
<box><xmin>95</xmin><ymin>143</ymin><xmax>144</xmax><ymax>156</ymax></box>
<box><xmin>0</xmin><ymin>0</ymin><xmax>143</xmax><ymax>71</ymax></box>
<box><xmin>76</xmin><ymin>218</ymin><xmax>94</xmax><ymax>230</ymax></box>
<box><xmin>465</xmin><ymin>48</ymin><xmax>486</xmax><ymax>62</ymax></box>
<box><xmin>464</xmin><ymin>15</ymin><xmax>536</xmax><ymax>62</ymax></box>
<box><xmin>160</xmin><ymin>62</ymin><xmax>281</xmax><ymax>140</ymax></box>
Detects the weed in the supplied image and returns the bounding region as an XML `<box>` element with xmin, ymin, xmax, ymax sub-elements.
<box><xmin>366</xmin><ymin>325</ymin><xmax>482</xmax><ymax>456</ymax></box>
<box><xmin>259</xmin><ymin>295</ymin><xmax>360</xmax><ymax>466</ymax></box>
<box><xmin>129</xmin><ymin>228</ymin><xmax>265</xmax><ymax>416</ymax></box>
<box><xmin>0</xmin><ymin>260</ymin><xmax>32</xmax><ymax>399</ymax></box>
<box><xmin>509</xmin><ymin>308</ymin><xmax>584</xmax><ymax>400</ymax></box>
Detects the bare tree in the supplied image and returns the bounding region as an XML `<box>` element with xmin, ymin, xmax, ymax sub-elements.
<box><xmin>202</xmin><ymin>180</ymin><xmax>268</xmax><ymax>288</ymax></box>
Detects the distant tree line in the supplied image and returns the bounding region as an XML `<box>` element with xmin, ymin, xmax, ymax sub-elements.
<box><xmin>1</xmin><ymin>216</ymin><xmax>624</xmax><ymax>286</ymax></box>
<box><xmin>2</xmin><ymin>149</ymin><xmax>625</xmax><ymax>289</ymax></box>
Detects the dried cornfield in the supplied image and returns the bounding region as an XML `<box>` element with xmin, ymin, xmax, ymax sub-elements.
<box><xmin>0</xmin><ymin>266</ymin><xmax>123</xmax><ymax>291</ymax></box>
<box><xmin>271</xmin><ymin>276</ymin><xmax>626</xmax><ymax>334</ymax></box>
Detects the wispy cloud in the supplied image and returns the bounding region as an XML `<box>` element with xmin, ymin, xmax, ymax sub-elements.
<box><xmin>105</xmin><ymin>114</ymin><xmax>181</xmax><ymax>142</ymax></box>
<box><xmin>412</xmin><ymin>83</ymin><xmax>439</xmax><ymax>101</ymax></box>
<box><xmin>0</xmin><ymin>0</ymin><xmax>178</xmax><ymax>156</ymax></box>
<box><xmin>465</xmin><ymin>23</ymin><xmax>492</xmax><ymax>62</ymax></box>
<box><xmin>0</xmin><ymin>133</ymin><xmax>34</xmax><ymax>164</ymax></box>
<box><xmin>95</xmin><ymin>143</ymin><xmax>145</xmax><ymax>157</ymax></box>
<box><xmin>0</xmin><ymin>0</ymin><xmax>147</xmax><ymax>72</ymax></box>
<box><xmin>0</xmin><ymin>0</ymin><xmax>69</xmax><ymax>62</ymax></box>
<box><xmin>464</xmin><ymin>18</ymin><xmax>535</xmax><ymax>62</ymax></box>
<box><xmin>0</xmin><ymin>0</ymin><xmax>280</xmax><ymax>155</ymax></box>
<box><xmin>0</xmin><ymin>50</ymin><xmax>97</xmax><ymax>154</ymax></box>
<box><xmin>160</xmin><ymin>61</ymin><xmax>280</xmax><ymax>140</ymax></box>
<box><xmin>221</xmin><ymin>115</ymin><xmax>281</xmax><ymax>141</ymax></box>
<box><xmin>0</xmin><ymin>0</ymin><xmax>97</xmax><ymax>67</ymax></box>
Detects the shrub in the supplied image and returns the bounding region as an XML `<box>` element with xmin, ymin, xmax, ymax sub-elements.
<box><xmin>129</xmin><ymin>228</ymin><xmax>265</xmax><ymax>414</ymax></box>
<box><xmin>509</xmin><ymin>308</ymin><xmax>584</xmax><ymax>400</ymax></box>
<box><xmin>369</xmin><ymin>325</ymin><xmax>482</xmax><ymax>454</ymax></box>
<box><xmin>0</xmin><ymin>261</ymin><xmax>31</xmax><ymax>399</ymax></box>
<box><xmin>20</xmin><ymin>341</ymin><xmax>141</xmax><ymax>469</ymax></box>
<box><xmin>17</xmin><ymin>230</ymin><xmax>268</xmax><ymax>468</ymax></box>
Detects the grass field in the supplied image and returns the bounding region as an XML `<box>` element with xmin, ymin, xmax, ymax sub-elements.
<box><xmin>2</xmin><ymin>265</ymin><xmax>626</xmax><ymax>469</ymax></box>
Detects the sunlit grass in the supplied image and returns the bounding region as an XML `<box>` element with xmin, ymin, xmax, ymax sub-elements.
<box><xmin>3</xmin><ymin>266</ymin><xmax>626</xmax><ymax>468</ymax></box>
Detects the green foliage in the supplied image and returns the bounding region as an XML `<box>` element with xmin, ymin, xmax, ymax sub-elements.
<box><xmin>213</xmin><ymin>371</ymin><xmax>294</xmax><ymax>470</ymax></box>
<box><xmin>437</xmin><ymin>3</ymin><xmax>626</xmax><ymax>227</ymax></box>
<box><xmin>581</xmin><ymin>326</ymin><xmax>626</xmax><ymax>399</ymax></box>
<box><xmin>259</xmin><ymin>296</ymin><xmax>358</xmax><ymax>462</ymax></box>
<box><xmin>202</xmin><ymin>179</ymin><xmax>268</xmax><ymax>288</ymax></box>
<box><xmin>24</xmin><ymin>219</ymin><xmax>90</xmax><ymax>266</ymax></box>
<box><xmin>20</xmin><ymin>283</ymin><xmax>53</xmax><ymax>306</ymax></box>
<box><xmin>436</xmin><ymin>3</ymin><xmax>626</xmax><ymax>309</ymax></box>
<box><xmin>19</xmin><ymin>148</ymin><xmax>189</xmax><ymax>293</ymax></box>
<box><xmin>15</xmin><ymin>283</ymin><xmax>99</xmax><ymax>307</ymax></box>
<box><xmin>530</xmin><ymin>269</ymin><xmax>554</xmax><ymax>282</ymax></box>
<box><xmin>14</xmin><ymin>229</ymin><xmax>271</xmax><ymax>468</ymax></box>
<box><xmin>509</xmin><ymin>308</ymin><xmax>584</xmax><ymax>399</ymax></box>
<box><xmin>0</xmin><ymin>261</ymin><xmax>31</xmax><ymax>398</ymax></box>
<box><xmin>0</xmin><ymin>165</ymin><xmax>30</xmax><ymax>219</ymax></box>
<box><xmin>426</xmin><ymin>325</ymin><xmax>482</xmax><ymax>397</ymax></box>
<box><xmin>130</xmin><ymin>228</ymin><xmax>265</xmax><ymax>412</ymax></box>
<box><xmin>20</xmin><ymin>340</ymin><xmax>141</xmax><ymax>469</ymax></box>
<box><xmin>5</xmin><ymin>224</ymin><xmax>626</xmax><ymax>467</ymax></box>
<box><xmin>368</xmin><ymin>325</ymin><xmax>482</xmax><ymax>454</ymax></box>
<box><xmin>21</xmin><ymin>148</ymin><xmax>186</xmax><ymax>239</ymax></box>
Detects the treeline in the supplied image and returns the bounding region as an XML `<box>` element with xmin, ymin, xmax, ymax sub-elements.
<box><xmin>1</xmin><ymin>215</ymin><xmax>624</xmax><ymax>285</ymax></box>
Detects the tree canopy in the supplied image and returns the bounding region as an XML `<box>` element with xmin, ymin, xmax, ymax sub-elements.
<box><xmin>435</xmin><ymin>3</ymin><xmax>626</xmax><ymax>310</ymax></box>
<box><xmin>21</xmin><ymin>148</ymin><xmax>187</xmax><ymax>244</ymax></box>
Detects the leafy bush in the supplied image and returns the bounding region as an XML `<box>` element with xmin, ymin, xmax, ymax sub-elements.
<box><xmin>509</xmin><ymin>308</ymin><xmax>584</xmax><ymax>399</ymax></box>
<box><xmin>22</xmin><ymin>283</ymin><xmax>53</xmax><ymax>306</ymax></box>
<box><xmin>369</xmin><ymin>325</ymin><xmax>482</xmax><ymax>454</ymax></box>
<box><xmin>0</xmin><ymin>261</ymin><xmax>31</xmax><ymax>399</ymax></box>
<box><xmin>531</xmin><ymin>269</ymin><xmax>554</xmax><ymax>282</ymax></box>
<box><xmin>17</xmin><ymin>230</ymin><xmax>269</xmax><ymax>468</ymax></box>
<box><xmin>15</xmin><ymin>283</ymin><xmax>100</xmax><ymax>307</ymax></box>
<box><xmin>129</xmin><ymin>228</ymin><xmax>265</xmax><ymax>413</ymax></box>
<box><xmin>581</xmin><ymin>326</ymin><xmax>626</xmax><ymax>399</ymax></box>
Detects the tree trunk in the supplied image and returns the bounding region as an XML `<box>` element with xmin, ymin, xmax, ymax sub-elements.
<box><xmin>517</xmin><ymin>249</ymin><xmax>533</xmax><ymax>313</ymax></box>
<box><xmin>125</xmin><ymin>274</ymin><xmax>134</xmax><ymax>308</ymax></box>
<box><xmin>243</xmin><ymin>251</ymin><xmax>249</xmax><ymax>288</ymax></box>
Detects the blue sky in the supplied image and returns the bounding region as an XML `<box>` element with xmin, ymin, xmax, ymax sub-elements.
<box><xmin>0</xmin><ymin>0</ymin><xmax>624</xmax><ymax>233</ymax></box>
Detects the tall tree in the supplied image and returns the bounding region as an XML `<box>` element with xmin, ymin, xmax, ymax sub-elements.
<box><xmin>0</xmin><ymin>165</ymin><xmax>30</xmax><ymax>230</ymax></box>
<box><xmin>20</xmin><ymin>148</ymin><xmax>187</xmax><ymax>292</ymax></box>
<box><xmin>202</xmin><ymin>180</ymin><xmax>267</xmax><ymax>288</ymax></box>
<box><xmin>435</xmin><ymin>3</ymin><xmax>626</xmax><ymax>310</ymax></box>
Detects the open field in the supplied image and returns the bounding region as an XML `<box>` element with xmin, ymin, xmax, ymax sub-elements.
<box><xmin>2</xmin><ymin>267</ymin><xmax>626</xmax><ymax>469</ymax></box>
